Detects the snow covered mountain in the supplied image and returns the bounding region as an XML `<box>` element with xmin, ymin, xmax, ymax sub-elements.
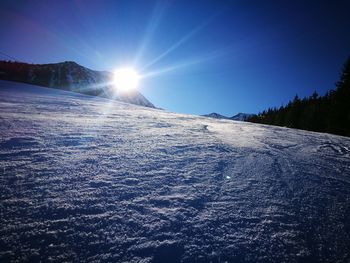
<box><xmin>1</xmin><ymin>80</ymin><xmax>350</xmax><ymax>262</ymax></box>
<box><xmin>231</xmin><ymin>112</ymin><xmax>254</xmax><ymax>121</ymax></box>
<box><xmin>203</xmin><ymin>112</ymin><xmax>254</xmax><ymax>121</ymax></box>
<box><xmin>201</xmin><ymin>112</ymin><xmax>231</xmax><ymax>119</ymax></box>
<box><xmin>0</xmin><ymin>60</ymin><xmax>154</xmax><ymax>108</ymax></box>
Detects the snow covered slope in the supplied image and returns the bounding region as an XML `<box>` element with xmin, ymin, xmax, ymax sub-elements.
<box><xmin>1</xmin><ymin>80</ymin><xmax>350</xmax><ymax>262</ymax></box>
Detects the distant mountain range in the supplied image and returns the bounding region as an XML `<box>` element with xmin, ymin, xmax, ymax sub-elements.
<box><xmin>0</xmin><ymin>60</ymin><xmax>154</xmax><ymax>108</ymax></box>
<box><xmin>202</xmin><ymin>112</ymin><xmax>254</xmax><ymax>121</ymax></box>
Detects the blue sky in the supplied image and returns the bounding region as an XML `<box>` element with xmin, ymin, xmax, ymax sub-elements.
<box><xmin>1</xmin><ymin>0</ymin><xmax>350</xmax><ymax>115</ymax></box>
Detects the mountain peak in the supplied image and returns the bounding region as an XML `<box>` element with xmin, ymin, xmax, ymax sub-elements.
<box><xmin>60</xmin><ymin>61</ymin><xmax>80</xmax><ymax>66</ymax></box>
<box><xmin>0</xmin><ymin>60</ymin><xmax>155</xmax><ymax>108</ymax></box>
<box><xmin>230</xmin><ymin>113</ymin><xmax>254</xmax><ymax>121</ymax></box>
<box><xmin>202</xmin><ymin>112</ymin><xmax>254</xmax><ymax>121</ymax></box>
<box><xmin>202</xmin><ymin>112</ymin><xmax>230</xmax><ymax>119</ymax></box>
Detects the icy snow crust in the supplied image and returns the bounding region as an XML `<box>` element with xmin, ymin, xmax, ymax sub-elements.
<box><xmin>1</xmin><ymin>80</ymin><xmax>350</xmax><ymax>262</ymax></box>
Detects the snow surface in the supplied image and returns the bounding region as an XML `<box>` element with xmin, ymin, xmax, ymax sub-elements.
<box><xmin>202</xmin><ymin>113</ymin><xmax>231</xmax><ymax>120</ymax></box>
<box><xmin>1</xmin><ymin>80</ymin><xmax>350</xmax><ymax>262</ymax></box>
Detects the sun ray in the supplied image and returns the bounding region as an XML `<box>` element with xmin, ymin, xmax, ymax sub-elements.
<box><xmin>132</xmin><ymin>1</ymin><xmax>169</xmax><ymax>67</ymax></box>
<box><xmin>140</xmin><ymin>46</ymin><xmax>232</xmax><ymax>79</ymax></box>
<box><xmin>140</xmin><ymin>13</ymin><xmax>221</xmax><ymax>71</ymax></box>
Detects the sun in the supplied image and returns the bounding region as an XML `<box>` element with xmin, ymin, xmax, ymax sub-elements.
<box><xmin>113</xmin><ymin>68</ymin><xmax>140</xmax><ymax>92</ymax></box>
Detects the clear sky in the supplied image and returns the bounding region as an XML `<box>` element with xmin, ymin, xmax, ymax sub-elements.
<box><xmin>1</xmin><ymin>0</ymin><xmax>350</xmax><ymax>116</ymax></box>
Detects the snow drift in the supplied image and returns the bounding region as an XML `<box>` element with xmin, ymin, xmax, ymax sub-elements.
<box><xmin>0</xmin><ymin>80</ymin><xmax>350</xmax><ymax>262</ymax></box>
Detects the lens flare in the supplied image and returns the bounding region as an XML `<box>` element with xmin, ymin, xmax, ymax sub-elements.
<box><xmin>113</xmin><ymin>68</ymin><xmax>140</xmax><ymax>92</ymax></box>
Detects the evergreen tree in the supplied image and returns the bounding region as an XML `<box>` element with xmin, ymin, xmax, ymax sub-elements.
<box><xmin>247</xmin><ymin>56</ymin><xmax>350</xmax><ymax>137</ymax></box>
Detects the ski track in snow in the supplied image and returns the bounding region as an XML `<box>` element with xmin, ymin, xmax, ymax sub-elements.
<box><xmin>0</xmin><ymin>80</ymin><xmax>350</xmax><ymax>262</ymax></box>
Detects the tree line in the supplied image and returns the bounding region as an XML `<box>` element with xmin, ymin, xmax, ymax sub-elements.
<box><xmin>247</xmin><ymin>57</ymin><xmax>350</xmax><ymax>137</ymax></box>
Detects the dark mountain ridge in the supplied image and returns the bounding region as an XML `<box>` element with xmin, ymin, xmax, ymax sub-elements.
<box><xmin>0</xmin><ymin>60</ymin><xmax>155</xmax><ymax>108</ymax></box>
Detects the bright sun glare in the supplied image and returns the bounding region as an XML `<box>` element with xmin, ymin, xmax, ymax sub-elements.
<box><xmin>113</xmin><ymin>68</ymin><xmax>140</xmax><ymax>92</ymax></box>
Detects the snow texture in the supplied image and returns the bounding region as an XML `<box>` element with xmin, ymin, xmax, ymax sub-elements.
<box><xmin>202</xmin><ymin>113</ymin><xmax>231</xmax><ymax>120</ymax></box>
<box><xmin>1</xmin><ymin>80</ymin><xmax>350</xmax><ymax>262</ymax></box>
